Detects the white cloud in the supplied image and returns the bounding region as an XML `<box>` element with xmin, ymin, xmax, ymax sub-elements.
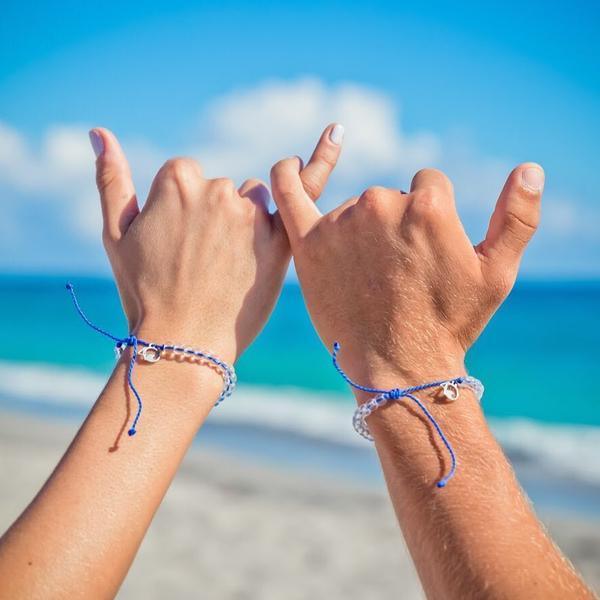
<box><xmin>541</xmin><ymin>197</ymin><xmax>600</xmax><ymax>239</ymax></box>
<box><xmin>0</xmin><ymin>78</ymin><xmax>597</xmax><ymax>275</ymax></box>
<box><xmin>0</xmin><ymin>123</ymin><xmax>91</xmax><ymax>193</ymax></box>
<box><xmin>193</xmin><ymin>78</ymin><xmax>441</xmax><ymax>189</ymax></box>
<box><xmin>0</xmin><ymin>123</ymin><xmax>164</xmax><ymax>256</ymax></box>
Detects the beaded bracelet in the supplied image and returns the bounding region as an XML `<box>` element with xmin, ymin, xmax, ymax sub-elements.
<box><xmin>331</xmin><ymin>342</ymin><xmax>484</xmax><ymax>488</ymax></box>
<box><xmin>66</xmin><ymin>283</ymin><xmax>236</xmax><ymax>437</ymax></box>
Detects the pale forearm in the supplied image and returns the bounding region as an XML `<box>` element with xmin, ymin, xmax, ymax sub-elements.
<box><xmin>362</xmin><ymin>383</ymin><xmax>593</xmax><ymax>600</ymax></box>
<box><xmin>0</xmin><ymin>356</ymin><xmax>222</xmax><ymax>599</ymax></box>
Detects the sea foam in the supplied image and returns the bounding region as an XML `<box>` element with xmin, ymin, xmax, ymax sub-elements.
<box><xmin>1</xmin><ymin>361</ymin><xmax>599</xmax><ymax>487</ymax></box>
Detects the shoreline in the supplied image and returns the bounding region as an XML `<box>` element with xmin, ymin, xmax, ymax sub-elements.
<box><xmin>0</xmin><ymin>409</ymin><xmax>599</xmax><ymax>598</ymax></box>
<box><xmin>3</xmin><ymin>385</ymin><xmax>600</xmax><ymax>517</ymax></box>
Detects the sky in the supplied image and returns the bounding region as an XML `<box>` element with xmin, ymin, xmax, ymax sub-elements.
<box><xmin>0</xmin><ymin>0</ymin><xmax>598</xmax><ymax>277</ymax></box>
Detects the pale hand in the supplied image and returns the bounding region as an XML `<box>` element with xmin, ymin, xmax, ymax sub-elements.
<box><xmin>91</xmin><ymin>125</ymin><xmax>342</xmax><ymax>363</ymax></box>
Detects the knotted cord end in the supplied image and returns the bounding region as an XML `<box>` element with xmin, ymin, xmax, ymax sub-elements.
<box><xmin>66</xmin><ymin>281</ymin><xmax>236</xmax><ymax>438</ymax></box>
<box><xmin>332</xmin><ymin>340</ymin><xmax>480</xmax><ymax>489</ymax></box>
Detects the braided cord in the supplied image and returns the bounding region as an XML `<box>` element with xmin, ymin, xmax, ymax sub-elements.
<box><xmin>332</xmin><ymin>341</ymin><xmax>483</xmax><ymax>488</ymax></box>
<box><xmin>66</xmin><ymin>283</ymin><xmax>236</xmax><ymax>436</ymax></box>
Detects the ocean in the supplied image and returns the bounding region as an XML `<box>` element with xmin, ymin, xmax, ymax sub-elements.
<box><xmin>1</xmin><ymin>275</ymin><xmax>599</xmax><ymax>514</ymax></box>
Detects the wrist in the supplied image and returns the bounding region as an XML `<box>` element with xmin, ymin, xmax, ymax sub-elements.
<box><xmin>116</xmin><ymin>345</ymin><xmax>226</xmax><ymax>410</ymax></box>
<box><xmin>336</xmin><ymin>346</ymin><xmax>489</xmax><ymax>485</ymax></box>
<box><xmin>131</xmin><ymin>318</ymin><xmax>237</xmax><ymax>365</ymax></box>
<box><xmin>338</xmin><ymin>348</ymin><xmax>468</xmax><ymax>406</ymax></box>
<box><xmin>348</xmin><ymin>358</ymin><xmax>489</xmax><ymax>483</ymax></box>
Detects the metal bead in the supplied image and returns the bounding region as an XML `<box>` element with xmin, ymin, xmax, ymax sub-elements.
<box><xmin>140</xmin><ymin>345</ymin><xmax>162</xmax><ymax>363</ymax></box>
<box><xmin>441</xmin><ymin>381</ymin><xmax>460</xmax><ymax>401</ymax></box>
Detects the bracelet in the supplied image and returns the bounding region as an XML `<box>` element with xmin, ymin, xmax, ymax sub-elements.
<box><xmin>331</xmin><ymin>342</ymin><xmax>484</xmax><ymax>488</ymax></box>
<box><xmin>66</xmin><ymin>283</ymin><xmax>236</xmax><ymax>437</ymax></box>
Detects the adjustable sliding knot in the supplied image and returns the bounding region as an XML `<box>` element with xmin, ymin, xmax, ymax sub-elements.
<box><xmin>332</xmin><ymin>341</ymin><xmax>484</xmax><ymax>488</ymax></box>
<box><xmin>386</xmin><ymin>389</ymin><xmax>402</xmax><ymax>400</ymax></box>
<box><xmin>66</xmin><ymin>282</ymin><xmax>236</xmax><ymax>437</ymax></box>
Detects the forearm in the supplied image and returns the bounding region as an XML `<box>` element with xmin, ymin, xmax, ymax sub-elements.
<box><xmin>357</xmin><ymin>370</ymin><xmax>594</xmax><ymax>600</ymax></box>
<box><xmin>0</xmin><ymin>354</ymin><xmax>222</xmax><ymax>599</ymax></box>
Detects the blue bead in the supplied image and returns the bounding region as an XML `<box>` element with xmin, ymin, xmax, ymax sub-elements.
<box><xmin>128</xmin><ymin>428</ymin><xmax>136</xmax><ymax>436</ymax></box>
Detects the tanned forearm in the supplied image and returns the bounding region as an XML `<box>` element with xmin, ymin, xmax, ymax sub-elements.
<box><xmin>270</xmin><ymin>130</ymin><xmax>595</xmax><ymax>599</ymax></box>
<box><xmin>360</xmin><ymin>381</ymin><xmax>594</xmax><ymax>600</ymax></box>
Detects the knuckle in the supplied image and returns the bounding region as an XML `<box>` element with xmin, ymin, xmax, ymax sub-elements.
<box><xmin>270</xmin><ymin>158</ymin><xmax>295</xmax><ymax>179</ymax></box>
<box><xmin>270</xmin><ymin>162</ymin><xmax>282</xmax><ymax>179</ymax></box>
<box><xmin>414</xmin><ymin>168</ymin><xmax>453</xmax><ymax>191</ymax></box>
<box><xmin>318</xmin><ymin>149</ymin><xmax>337</xmax><ymax>169</ymax></box>
<box><xmin>414</xmin><ymin>167</ymin><xmax>446</xmax><ymax>180</ymax></box>
<box><xmin>101</xmin><ymin>226</ymin><xmax>118</xmax><ymax>249</ymax></box>
<box><xmin>240</xmin><ymin>179</ymin><xmax>271</xmax><ymax>207</ymax></box>
<box><xmin>413</xmin><ymin>167</ymin><xmax>433</xmax><ymax>180</ymax></box>
<box><xmin>410</xmin><ymin>187</ymin><xmax>445</xmax><ymax>218</ymax></box>
<box><xmin>503</xmin><ymin>209</ymin><xmax>539</xmax><ymax>244</ymax></box>
<box><xmin>96</xmin><ymin>168</ymin><xmax>118</xmax><ymax>195</ymax></box>
<box><xmin>211</xmin><ymin>177</ymin><xmax>236</xmax><ymax>198</ymax></box>
<box><xmin>359</xmin><ymin>186</ymin><xmax>389</xmax><ymax>214</ymax></box>
<box><xmin>241</xmin><ymin>177</ymin><xmax>264</xmax><ymax>191</ymax></box>
<box><xmin>302</xmin><ymin>175</ymin><xmax>321</xmax><ymax>201</ymax></box>
<box><xmin>159</xmin><ymin>157</ymin><xmax>200</xmax><ymax>185</ymax></box>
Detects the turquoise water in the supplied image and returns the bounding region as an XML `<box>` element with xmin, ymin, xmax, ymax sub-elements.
<box><xmin>0</xmin><ymin>274</ymin><xmax>598</xmax><ymax>427</ymax></box>
<box><xmin>1</xmin><ymin>274</ymin><xmax>599</xmax><ymax>514</ymax></box>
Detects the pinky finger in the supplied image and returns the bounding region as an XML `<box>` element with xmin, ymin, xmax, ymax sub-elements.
<box><xmin>299</xmin><ymin>123</ymin><xmax>344</xmax><ymax>201</ymax></box>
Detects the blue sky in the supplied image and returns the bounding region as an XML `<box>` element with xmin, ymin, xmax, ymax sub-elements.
<box><xmin>1</xmin><ymin>0</ymin><xmax>598</xmax><ymax>276</ymax></box>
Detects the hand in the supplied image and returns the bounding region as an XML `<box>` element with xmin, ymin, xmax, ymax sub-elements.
<box><xmin>90</xmin><ymin>126</ymin><xmax>341</xmax><ymax>363</ymax></box>
<box><xmin>271</xmin><ymin>142</ymin><xmax>597</xmax><ymax>600</ymax></box>
<box><xmin>271</xmin><ymin>144</ymin><xmax>543</xmax><ymax>386</ymax></box>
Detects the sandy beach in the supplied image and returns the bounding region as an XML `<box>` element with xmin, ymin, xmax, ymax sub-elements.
<box><xmin>1</xmin><ymin>409</ymin><xmax>599</xmax><ymax>599</ymax></box>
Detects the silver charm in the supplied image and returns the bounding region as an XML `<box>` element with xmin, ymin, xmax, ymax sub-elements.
<box><xmin>441</xmin><ymin>381</ymin><xmax>460</xmax><ymax>401</ymax></box>
<box><xmin>140</xmin><ymin>345</ymin><xmax>162</xmax><ymax>363</ymax></box>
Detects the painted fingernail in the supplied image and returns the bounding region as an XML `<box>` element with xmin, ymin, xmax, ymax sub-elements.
<box><xmin>521</xmin><ymin>165</ymin><xmax>544</xmax><ymax>192</ymax></box>
<box><xmin>89</xmin><ymin>130</ymin><xmax>104</xmax><ymax>158</ymax></box>
<box><xmin>329</xmin><ymin>123</ymin><xmax>345</xmax><ymax>145</ymax></box>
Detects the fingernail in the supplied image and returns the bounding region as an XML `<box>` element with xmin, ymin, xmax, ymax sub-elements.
<box><xmin>89</xmin><ymin>130</ymin><xmax>104</xmax><ymax>158</ymax></box>
<box><xmin>329</xmin><ymin>123</ymin><xmax>345</xmax><ymax>145</ymax></box>
<box><xmin>521</xmin><ymin>166</ymin><xmax>544</xmax><ymax>192</ymax></box>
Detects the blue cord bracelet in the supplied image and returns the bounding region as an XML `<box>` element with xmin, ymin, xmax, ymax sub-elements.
<box><xmin>66</xmin><ymin>283</ymin><xmax>236</xmax><ymax>436</ymax></box>
<box><xmin>331</xmin><ymin>342</ymin><xmax>484</xmax><ymax>488</ymax></box>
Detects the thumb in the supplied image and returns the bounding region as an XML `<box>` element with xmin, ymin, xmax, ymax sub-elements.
<box><xmin>477</xmin><ymin>163</ymin><xmax>543</xmax><ymax>282</ymax></box>
<box><xmin>89</xmin><ymin>128</ymin><xmax>139</xmax><ymax>244</ymax></box>
<box><xmin>270</xmin><ymin>156</ymin><xmax>322</xmax><ymax>244</ymax></box>
<box><xmin>270</xmin><ymin>123</ymin><xmax>343</xmax><ymax>244</ymax></box>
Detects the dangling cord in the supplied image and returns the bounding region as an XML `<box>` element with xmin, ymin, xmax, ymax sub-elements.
<box><xmin>66</xmin><ymin>283</ymin><xmax>144</xmax><ymax>436</ymax></box>
<box><xmin>66</xmin><ymin>282</ymin><xmax>122</xmax><ymax>344</ymax></box>
<box><xmin>332</xmin><ymin>341</ymin><xmax>458</xmax><ymax>488</ymax></box>
<box><xmin>401</xmin><ymin>393</ymin><xmax>456</xmax><ymax>488</ymax></box>
<box><xmin>124</xmin><ymin>335</ymin><xmax>142</xmax><ymax>436</ymax></box>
